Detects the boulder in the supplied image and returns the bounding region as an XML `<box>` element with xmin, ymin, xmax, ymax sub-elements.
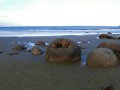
<box><xmin>13</xmin><ymin>45</ymin><xmax>27</xmax><ymax>51</ymax></box>
<box><xmin>86</xmin><ymin>48</ymin><xmax>119</xmax><ymax>67</ymax></box>
<box><xmin>107</xmin><ymin>32</ymin><xmax>112</xmax><ymax>35</ymax></box>
<box><xmin>99</xmin><ymin>34</ymin><xmax>108</xmax><ymax>39</ymax></box>
<box><xmin>99</xmin><ymin>34</ymin><xmax>114</xmax><ymax>39</ymax></box>
<box><xmin>32</xmin><ymin>46</ymin><xmax>42</xmax><ymax>55</ymax></box>
<box><xmin>99</xmin><ymin>33</ymin><xmax>120</xmax><ymax>40</ymax></box>
<box><xmin>97</xmin><ymin>42</ymin><xmax>120</xmax><ymax>60</ymax></box>
<box><xmin>46</xmin><ymin>38</ymin><xmax>81</xmax><ymax>62</ymax></box>
<box><xmin>35</xmin><ymin>41</ymin><xmax>45</xmax><ymax>47</ymax></box>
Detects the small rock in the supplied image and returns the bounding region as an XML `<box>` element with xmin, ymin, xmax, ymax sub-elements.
<box><xmin>32</xmin><ymin>46</ymin><xmax>42</xmax><ymax>55</ymax></box>
<box><xmin>99</xmin><ymin>34</ymin><xmax>114</xmax><ymax>39</ymax></box>
<box><xmin>13</xmin><ymin>45</ymin><xmax>27</xmax><ymax>51</ymax></box>
<box><xmin>35</xmin><ymin>41</ymin><xmax>45</xmax><ymax>47</ymax></box>
<box><xmin>99</xmin><ymin>34</ymin><xmax>119</xmax><ymax>40</ymax></box>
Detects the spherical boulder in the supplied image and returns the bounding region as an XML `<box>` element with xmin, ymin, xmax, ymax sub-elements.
<box><xmin>97</xmin><ymin>41</ymin><xmax>120</xmax><ymax>60</ymax></box>
<box><xmin>86</xmin><ymin>48</ymin><xmax>119</xmax><ymax>67</ymax></box>
<box><xmin>46</xmin><ymin>38</ymin><xmax>81</xmax><ymax>62</ymax></box>
<box><xmin>35</xmin><ymin>41</ymin><xmax>45</xmax><ymax>47</ymax></box>
<box><xmin>32</xmin><ymin>46</ymin><xmax>42</xmax><ymax>55</ymax></box>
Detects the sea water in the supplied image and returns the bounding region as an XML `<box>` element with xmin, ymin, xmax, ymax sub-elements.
<box><xmin>0</xmin><ymin>26</ymin><xmax>120</xmax><ymax>37</ymax></box>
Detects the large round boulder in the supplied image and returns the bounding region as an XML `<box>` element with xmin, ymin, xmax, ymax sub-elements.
<box><xmin>86</xmin><ymin>48</ymin><xmax>119</xmax><ymax>67</ymax></box>
<box><xmin>46</xmin><ymin>38</ymin><xmax>81</xmax><ymax>62</ymax></box>
<box><xmin>97</xmin><ymin>41</ymin><xmax>120</xmax><ymax>60</ymax></box>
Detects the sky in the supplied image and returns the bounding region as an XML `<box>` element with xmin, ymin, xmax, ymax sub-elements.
<box><xmin>0</xmin><ymin>0</ymin><xmax>120</xmax><ymax>26</ymax></box>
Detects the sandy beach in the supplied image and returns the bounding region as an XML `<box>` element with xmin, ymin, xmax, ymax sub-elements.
<box><xmin>0</xmin><ymin>34</ymin><xmax>120</xmax><ymax>90</ymax></box>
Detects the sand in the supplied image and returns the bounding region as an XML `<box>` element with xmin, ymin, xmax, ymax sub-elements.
<box><xmin>0</xmin><ymin>35</ymin><xmax>120</xmax><ymax>90</ymax></box>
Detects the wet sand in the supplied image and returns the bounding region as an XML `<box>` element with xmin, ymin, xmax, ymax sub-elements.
<box><xmin>0</xmin><ymin>35</ymin><xmax>120</xmax><ymax>90</ymax></box>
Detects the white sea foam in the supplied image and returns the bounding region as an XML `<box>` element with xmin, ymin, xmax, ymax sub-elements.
<box><xmin>0</xmin><ymin>29</ymin><xmax>120</xmax><ymax>37</ymax></box>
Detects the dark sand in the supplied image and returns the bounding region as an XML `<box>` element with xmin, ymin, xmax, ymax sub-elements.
<box><xmin>0</xmin><ymin>35</ymin><xmax>120</xmax><ymax>90</ymax></box>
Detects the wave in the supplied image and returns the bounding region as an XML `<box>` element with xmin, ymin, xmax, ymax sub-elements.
<box><xmin>0</xmin><ymin>28</ymin><xmax>120</xmax><ymax>37</ymax></box>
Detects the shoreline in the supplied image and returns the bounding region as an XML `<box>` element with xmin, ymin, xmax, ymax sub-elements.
<box><xmin>0</xmin><ymin>33</ymin><xmax>119</xmax><ymax>37</ymax></box>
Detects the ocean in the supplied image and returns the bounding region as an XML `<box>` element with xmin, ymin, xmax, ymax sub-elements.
<box><xmin>0</xmin><ymin>26</ymin><xmax>120</xmax><ymax>37</ymax></box>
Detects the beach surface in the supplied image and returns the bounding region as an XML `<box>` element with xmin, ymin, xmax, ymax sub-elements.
<box><xmin>0</xmin><ymin>34</ymin><xmax>120</xmax><ymax>90</ymax></box>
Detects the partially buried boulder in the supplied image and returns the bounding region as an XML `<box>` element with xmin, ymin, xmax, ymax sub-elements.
<box><xmin>99</xmin><ymin>34</ymin><xmax>115</xmax><ymax>39</ymax></box>
<box><xmin>99</xmin><ymin>34</ymin><xmax>108</xmax><ymax>39</ymax></box>
<box><xmin>86</xmin><ymin>48</ymin><xmax>119</xmax><ymax>67</ymax></box>
<box><xmin>13</xmin><ymin>45</ymin><xmax>27</xmax><ymax>51</ymax></box>
<box><xmin>46</xmin><ymin>38</ymin><xmax>81</xmax><ymax>62</ymax></box>
<box><xmin>35</xmin><ymin>41</ymin><xmax>45</xmax><ymax>47</ymax></box>
<box><xmin>97</xmin><ymin>41</ymin><xmax>120</xmax><ymax>60</ymax></box>
<box><xmin>99</xmin><ymin>33</ymin><xmax>119</xmax><ymax>40</ymax></box>
<box><xmin>32</xmin><ymin>46</ymin><xmax>42</xmax><ymax>55</ymax></box>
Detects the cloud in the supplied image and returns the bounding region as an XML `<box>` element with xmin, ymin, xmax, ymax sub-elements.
<box><xmin>0</xmin><ymin>16</ymin><xmax>7</xmax><ymax>17</ymax></box>
<box><xmin>0</xmin><ymin>0</ymin><xmax>120</xmax><ymax>26</ymax></box>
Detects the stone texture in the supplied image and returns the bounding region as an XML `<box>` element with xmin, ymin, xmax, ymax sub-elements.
<box><xmin>87</xmin><ymin>48</ymin><xmax>119</xmax><ymax>67</ymax></box>
<box><xmin>46</xmin><ymin>38</ymin><xmax>81</xmax><ymax>62</ymax></box>
<box><xmin>97</xmin><ymin>41</ymin><xmax>120</xmax><ymax>60</ymax></box>
<box><xmin>32</xmin><ymin>46</ymin><xmax>42</xmax><ymax>55</ymax></box>
<box><xmin>99</xmin><ymin>34</ymin><xmax>119</xmax><ymax>40</ymax></box>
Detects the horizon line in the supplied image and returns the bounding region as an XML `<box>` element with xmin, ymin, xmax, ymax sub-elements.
<box><xmin>0</xmin><ymin>25</ymin><xmax>120</xmax><ymax>27</ymax></box>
